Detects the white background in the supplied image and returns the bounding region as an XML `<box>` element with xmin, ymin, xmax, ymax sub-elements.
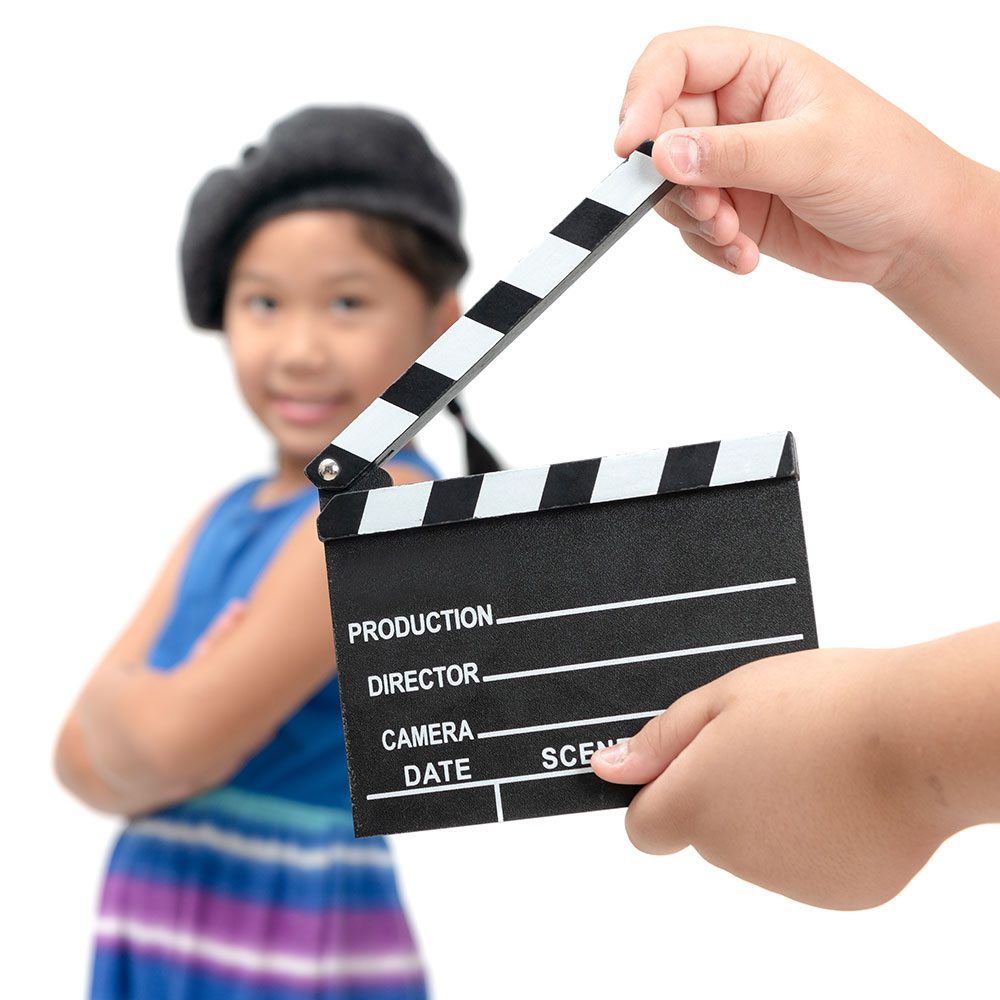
<box><xmin>5</xmin><ymin>2</ymin><xmax>1000</xmax><ymax>997</ymax></box>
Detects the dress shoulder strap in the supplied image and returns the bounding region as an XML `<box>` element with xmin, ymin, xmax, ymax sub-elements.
<box><xmin>389</xmin><ymin>446</ymin><xmax>440</xmax><ymax>481</ymax></box>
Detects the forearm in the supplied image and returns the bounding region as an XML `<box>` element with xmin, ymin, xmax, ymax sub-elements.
<box><xmin>876</xmin><ymin>153</ymin><xmax>1000</xmax><ymax>397</ymax></box>
<box><xmin>77</xmin><ymin>664</ymin><xmax>233</xmax><ymax>805</ymax></box>
<box><xmin>71</xmin><ymin>515</ymin><xmax>339</xmax><ymax>800</ymax></box>
<box><xmin>78</xmin><ymin>650</ymin><xmax>310</xmax><ymax>800</ymax></box>
<box><xmin>885</xmin><ymin>621</ymin><xmax>1000</xmax><ymax>838</ymax></box>
<box><xmin>54</xmin><ymin>710</ymin><xmax>180</xmax><ymax>816</ymax></box>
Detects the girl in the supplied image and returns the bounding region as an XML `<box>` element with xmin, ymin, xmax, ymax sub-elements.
<box><xmin>54</xmin><ymin>105</ymin><xmax>491</xmax><ymax>999</ymax></box>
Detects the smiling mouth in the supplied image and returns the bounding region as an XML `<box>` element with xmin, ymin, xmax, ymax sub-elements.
<box><xmin>270</xmin><ymin>394</ymin><xmax>349</xmax><ymax>426</ymax></box>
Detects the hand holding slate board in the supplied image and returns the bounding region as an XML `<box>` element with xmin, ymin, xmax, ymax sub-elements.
<box><xmin>306</xmin><ymin>143</ymin><xmax>818</xmax><ymax>836</ymax></box>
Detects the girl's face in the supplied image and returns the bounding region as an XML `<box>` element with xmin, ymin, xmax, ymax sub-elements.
<box><xmin>223</xmin><ymin>209</ymin><xmax>457</xmax><ymax>468</ymax></box>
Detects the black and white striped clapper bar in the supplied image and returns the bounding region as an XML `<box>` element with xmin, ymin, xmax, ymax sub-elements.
<box><xmin>306</xmin><ymin>143</ymin><xmax>818</xmax><ymax>837</ymax></box>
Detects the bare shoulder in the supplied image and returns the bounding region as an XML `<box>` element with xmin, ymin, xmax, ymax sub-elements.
<box><xmin>251</xmin><ymin>459</ymin><xmax>435</xmax><ymax>635</ymax></box>
<box><xmin>250</xmin><ymin>505</ymin><xmax>328</xmax><ymax>609</ymax></box>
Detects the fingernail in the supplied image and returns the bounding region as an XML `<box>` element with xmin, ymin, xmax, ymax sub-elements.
<box><xmin>593</xmin><ymin>739</ymin><xmax>630</xmax><ymax>766</ymax></box>
<box><xmin>698</xmin><ymin>218</ymin><xmax>717</xmax><ymax>240</ymax></box>
<box><xmin>668</xmin><ymin>134</ymin><xmax>699</xmax><ymax>174</ymax></box>
<box><xmin>617</xmin><ymin>106</ymin><xmax>630</xmax><ymax>134</ymax></box>
<box><xmin>724</xmin><ymin>244</ymin><xmax>741</xmax><ymax>268</ymax></box>
<box><xmin>678</xmin><ymin>187</ymin><xmax>697</xmax><ymax>214</ymax></box>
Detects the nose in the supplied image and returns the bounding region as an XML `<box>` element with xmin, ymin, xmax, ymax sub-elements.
<box><xmin>275</xmin><ymin>308</ymin><xmax>332</xmax><ymax>373</ymax></box>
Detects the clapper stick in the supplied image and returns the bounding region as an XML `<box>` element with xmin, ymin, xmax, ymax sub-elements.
<box><xmin>304</xmin><ymin>143</ymin><xmax>818</xmax><ymax>837</ymax></box>
<box><xmin>305</xmin><ymin>140</ymin><xmax>674</xmax><ymax>502</ymax></box>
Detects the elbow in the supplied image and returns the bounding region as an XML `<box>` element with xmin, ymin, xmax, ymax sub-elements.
<box><xmin>53</xmin><ymin>711</ymin><xmax>97</xmax><ymax>802</ymax></box>
<box><xmin>53</xmin><ymin>699</ymin><xmax>228</xmax><ymax>813</ymax></box>
<box><xmin>52</xmin><ymin>713</ymin><xmax>126</xmax><ymax>815</ymax></box>
<box><xmin>52</xmin><ymin>719</ymin><xmax>81</xmax><ymax>797</ymax></box>
<box><xmin>84</xmin><ymin>703</ymin><xmax>204</xmax><ymax>805</ymax></box>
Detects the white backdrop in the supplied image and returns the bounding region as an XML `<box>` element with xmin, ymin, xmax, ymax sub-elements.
<box><xmin>5</xmin><ymin>2</ymin><xmax>1000</xmax><ymax>997</ymax></box>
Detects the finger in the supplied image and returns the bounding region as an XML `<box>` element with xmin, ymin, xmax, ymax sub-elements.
<box><xmin>616</xmin><ymin>26</ymin><xmax>769</xmax><ymax>157</ymax></box>
<box><xmin>211</xmin><ymin>599</ymin><xmax>247</xmax><ymax>639</ymax></box>
<box><xmin>680</xmin><ymin>228</ymin><xmax>761</xmax><ymax>274</ymax></box>
<box><xmin>647</xmin><ymin>91</ymin><xmax>720</xmax><ymax>147</ymax></box>
<box><xmin>627</xmin><ymin>95</ymin><xmax>717</xmax><ymax>168</ymax></box>
<box><xmin>659</xmin><ymin>184</ymin><xmax>722</xmax><ymax>224</ymax></box>
<box><xmin>591</xmin><ymin>685</ymin><xmax>719</xmax><ymax>786</ymax></box>
<box><xmin>656</xmin><ymin>189</ymin><xmax>740</xmax><ymax>246</ymax></box>
<box><xmin>651</xmin><ymin>116</ymin><xmax>823</xmax><ymax>195</ymax></box>
<box><xmin>623</xmin><ymin>750</ymin><xmax>702</xmax><ymax>855</ymax></box>
<box><xmin>192</xmin><ymin>599</ymin><xmax>247</xmax><ymax>658</ymax></box>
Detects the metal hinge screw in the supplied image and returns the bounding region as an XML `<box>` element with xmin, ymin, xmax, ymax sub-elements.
<box><xmin>318</xmin><ymin>458</ymin><xmax>341</xmax><ymax>482</ymax></box>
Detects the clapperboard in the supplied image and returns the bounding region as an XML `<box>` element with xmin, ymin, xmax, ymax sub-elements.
<box><xmin>305</xmin><ymin>142</ymin><xmax>818</xmax><ymax>837</ymax></box>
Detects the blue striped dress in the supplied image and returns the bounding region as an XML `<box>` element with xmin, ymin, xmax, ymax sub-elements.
<box><xmin>90</xmin><ymin>448</ymin><xmax>438</xmax><ymax>1000</ymax></box>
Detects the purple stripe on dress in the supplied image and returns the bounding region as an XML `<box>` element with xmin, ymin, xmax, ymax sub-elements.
<box><xmin>100</xmin><ymin>874</ymin><xmax>416</xmax><ymax>957</ymax></box>
<box><xmin>95</xmin><ymin>937</ymin><xmax>424</xmax><ymax>992</ymax></box>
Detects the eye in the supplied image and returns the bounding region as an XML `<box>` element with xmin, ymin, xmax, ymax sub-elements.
<box><xmin>331</xmin><ymin>295</ymin><xmax>364</xmax><ymax>313</ymax></box>
<box><xmin>247</xmin><ymin>294</ymin><xmax>279</xmax><ymax>313</ymax></box>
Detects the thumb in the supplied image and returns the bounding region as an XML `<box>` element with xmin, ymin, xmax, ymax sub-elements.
<box><xmin>651</xmin><ymin>118</ymin><xmax>820</xmax><ymax>195</ymax></box>
<box><xmin>191</xmin><ymin>598</ymin><xmax>247</xmax><ymax>659</ymax></box>
<box><xmin>591</xmin><ymin>686</ymin><xmax>718</xmax><ymax>785</ymax></box>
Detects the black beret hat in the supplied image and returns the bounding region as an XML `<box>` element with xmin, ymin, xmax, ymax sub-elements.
<box><xmin>180</xmin><ymin>106</ymin><xmax>469</xmax><ymax>330</ymax></box>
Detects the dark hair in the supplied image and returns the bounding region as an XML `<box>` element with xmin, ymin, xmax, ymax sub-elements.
<box><xmin>181</xmin><ymin>106</ymin><xmax>470</xmax><ymax>330</ymax></box>
<box><xmin>353</xmin><ymin>213</ymin><xmax>466</xmax><ymax>304</ymax></box>
<box><xmin>353</xmin><ymin>213</ymin><xmax>501</xmax><ymax>475</ymax></box>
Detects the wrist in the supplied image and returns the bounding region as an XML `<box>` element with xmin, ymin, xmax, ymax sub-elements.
<box><xmin>874</xmin><ymin>143</ymin><xmax>981</xmax><ymax>297</ymax></box>
<box><xmin>872</xmin><ymin>148</ymin><xmax>1000</xmax><ymax>394</ymax></box>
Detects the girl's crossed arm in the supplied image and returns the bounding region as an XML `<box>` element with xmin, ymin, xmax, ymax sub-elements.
<box><xmin>54</xmin><ymin>501</ymin><xmax>214</xmax><ymax>815</ymax></box>
<box><xmin>55</xmin><ymin>463</ymin><xmax>429</xmax><ymax>817</ymax></box>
